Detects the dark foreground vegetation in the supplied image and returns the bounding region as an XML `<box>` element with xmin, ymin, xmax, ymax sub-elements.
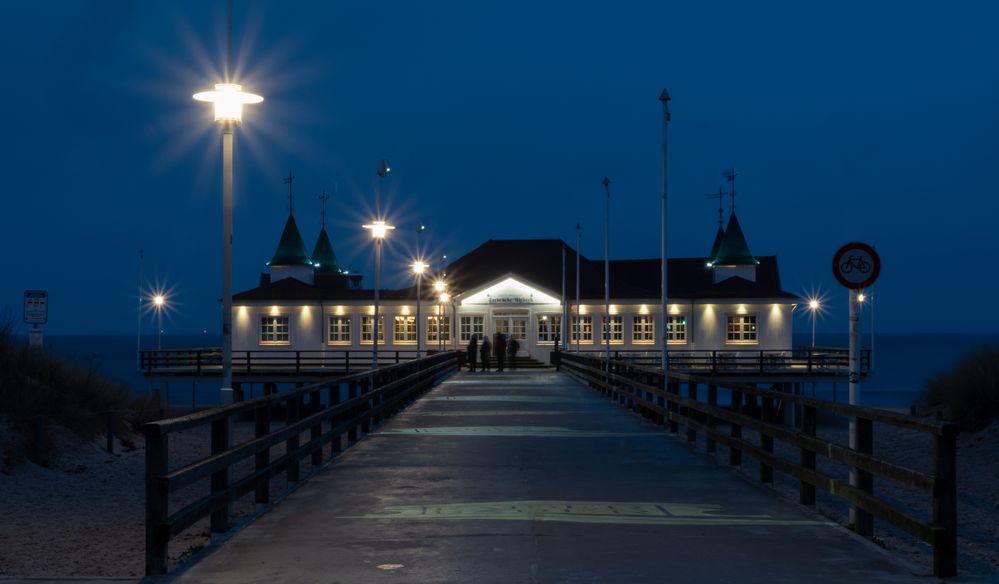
<box><xmin>921</xmin><ymin>346</ymin><xmax>999</xmax><ymax>431</ymax></box>
<box><xmin>0</xmin><ymin>311</ymin><xmax>157</xmax><ymax>471</ymax></box>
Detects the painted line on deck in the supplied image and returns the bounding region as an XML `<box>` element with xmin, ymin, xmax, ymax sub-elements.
<box><xmin>344</xmin><ymin>500</ymin><xmax>831</xmax><ymax>527</ymax></box>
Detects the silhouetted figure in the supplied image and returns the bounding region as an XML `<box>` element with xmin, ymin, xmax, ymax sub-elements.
<box><xmin>480</xmin><ymin>336</ymin><xmax>491</xmax><ymax>372</ymax></box>
<box><xmin>495</xmin><ymin>333</ymin><xmax>507</xmax><ymax>372</ymax></box>
<box><xmin>467</xmin><ymin>336</ymin><xmax>478</xmax><ymax>372</ymax></box>
<box><xmin>508</xmin><ymin>337</ymin><xmax>520</xmax><ymax>370</ymax></box>
<box><xmin>554</xmin><ymin>332</ymin><xmax>560</xmax><ymax>352</ymax></box>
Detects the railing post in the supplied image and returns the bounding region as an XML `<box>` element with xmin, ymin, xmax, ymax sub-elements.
<box><xmin>286</xmin><ymin>395</ymin><xmax>301</xmax><ymax>484</ymax></box>
<box><xmin>706</xmin><ymin>384</ymin><xmax>717</xmax><ymax>453</ymax></box>
<box><xmin>800</xmin><ymin>404</ymin><xmax>816</xmax><ymax>506</ymax></box>
<box><xmin>711</xmin><ymin>350</ymin><xmax>717</xmax><ymax>374</ymax></box>
<box><xmin>760</xmin><ymin>397</ymin><xmax>774</xmax><ymax>484</ymax></box>
<box><xmin>330</xmin><ymin>382</ymin><xmax>344</xmax><ymax>455</ymax></box>
<box><xmin>253</xmin><ymin>403</ymin><xmax>271</xmax><ymax>505</ymax></box>
<box><xmin>144</xmin><ymin>424</ymin><xmax>169</xmax><ymax>576</ymax></box>
<box><xmin>933</xmin><ymin>423</ymin><xmax>958</xmax><ymax>577</ymax></box>
<box><xmin>361</xmin><ymin>377</ymin><xmax>373</xmax><ymax>434</ymax></box>
<box><xmin>667</xmin><ymin>380</ymin><xmax>679</xmax><ymax>434</ymax></box>
<box><xmin>210</xmin><ymin>415</ymin><xmax>231</xmax><ymax>535</ymax></box>
<box><xmin>347</xmin><ymin>380</ymin><xmax>360</xmax><ymax>444</ymax></box>
<box><xmin>730</xmin><ymin>387</ymin><xmax>742</xmax><ymax>467</ymax></box>
<box><xmin>296</xmin><ymin>351</ymin><xmax>301</xmax><ymax>375</ymax></box>
<box><xmin>851</xmin><ymin>417</ymin><xmax>874</xmax><ymax>535</ymax></box>
<box><xmin>196</xmin><ymin>351</ymin><xmax>202</xmax><ymax>375</ymax></box>
<box><xmin>310</xmin><ymin>389</ymin><xmax>323</xmax><ymax>467</ymax></box>
<box><xmin>686</xmin><ymin>380</ymin><xmax>697</xmax><ymax>444</ymax></box>
<box><xmin>759</xmin><ymin>350</ymin><xmax>765</xmax><ymax>374</ymax></box>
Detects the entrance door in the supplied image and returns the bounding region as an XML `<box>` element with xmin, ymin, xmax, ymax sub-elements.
<box><xmin>493</xmin><ymin>317</ymin><xmax>528</xmax><ymax>356</ymax></box>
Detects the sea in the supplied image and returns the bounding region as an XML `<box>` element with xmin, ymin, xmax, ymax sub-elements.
<box><xmin>20</xmin><ymin>332</ymin><xmax>999</xmax><ymax>409</ymax></box>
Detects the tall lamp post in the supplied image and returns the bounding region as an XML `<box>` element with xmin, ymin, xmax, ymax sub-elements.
<box><xmin>376</xmin><ymin>160</ymin><xmax>391</xmax><ymax>219</ymax></box>
<box><xmin>434</xmin><ymin>280</ymin><xmax>446</xmax><ymax>350</ymax></box>
<box><xmin>413</xmin><ymin>261</ymin><xmax>427</xmax><ymax>358</ymax></box>
<box><xmin>602</xmin><ymin>177</ymin><xmax>611</xmax><ymax>371</ymax></box>
<box><xmin>808</xmin><ymin>299</ymin><xmax>820</xmax><ymax>347</ymax></box>
<box><xmin>439</xmin><ymin>291</ymin><xmax>450</xmax><ymax>350</ymax></box>
<box><xmin>193</xmin><ymin>83</ymin><xmax>262</xmax><ymax>403</ymax></box>
<box><xmin>659</xmin><ymin>88</ymin><xmax>671</xmax><ymax>372</ymax></box>
<box><xmin>153</xmin><ymin>294</ymin><xmax>167</xmax><ymax>350</ymax></box>
<box><xmin>363</xmin><ymin>220</ymin><xmax>395</xmax><ymax>369</ymax></box>
<box><xmin>575</xmin><ymin>223</ymin><xmax>581</xmax><ymax>354</ymax></box>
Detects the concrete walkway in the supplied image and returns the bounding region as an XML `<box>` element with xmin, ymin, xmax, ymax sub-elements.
<box><xmin>166</xmin><ymin>370</ymin><xmax>929</xmax><ymax>583</ymax></box>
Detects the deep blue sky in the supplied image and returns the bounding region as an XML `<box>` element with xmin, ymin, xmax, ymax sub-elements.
<box><xmin>1</xmin><ymin>1</ymin><xmax>996</xmax><ymax>335</ymax></box>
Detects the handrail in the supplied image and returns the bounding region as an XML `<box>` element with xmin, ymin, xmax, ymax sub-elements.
<box><xmin>144</xmin><ymin>351</ymin><xmax>461</xmax><ymax>575</ymax></box>
<box><xmin>559</xmin><ymin>352</ymin><xmax>958</xmax><ymax>577</ymax></box>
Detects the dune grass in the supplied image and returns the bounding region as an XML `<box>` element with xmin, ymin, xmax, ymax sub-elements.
<box><xmin>921</xmin><ymin>346</ymin><xmax>999</xmax><ymax>431</ymax></box>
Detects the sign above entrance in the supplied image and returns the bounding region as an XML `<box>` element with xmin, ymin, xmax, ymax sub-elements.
<box><xmin>832</xmin><ymin>242</ymin><xmax>881</xmax><ymax>289</ymax></box>
<box><xmin>461</xmin><ymin>277</ymin><xmax>560</xmax><ymax>306</ymax></box>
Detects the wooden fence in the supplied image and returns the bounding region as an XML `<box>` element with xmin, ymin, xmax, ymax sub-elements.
<box><xmin>144</xmin><ymin>351</ymin><xmax>460</xmax><ymax>575</ymax></box>
<box><xmin>140</xmin><ymin>347</ymin><xmax>424</xmax><ymax>376</ymax></box>
<box><xmin>560</xmin><ymin>352</ymin><xmax>959</xmax><ymax>577</ymax></box>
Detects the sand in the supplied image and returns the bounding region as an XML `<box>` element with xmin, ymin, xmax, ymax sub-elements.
<box><xmin>1</xmin><ymin>413</ymin><xmax>998</xmax><ymax>579</ymax></box>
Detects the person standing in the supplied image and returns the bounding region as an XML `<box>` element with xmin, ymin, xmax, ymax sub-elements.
<box><xmin>495</xmin><ymin>333</ymin><xmax>507</xmax><ymax>372</ymax></box>
<box><xmin>508</xmin><ymin>336</ymin><xmax>519</xmax><ymax>370</ymax></box>
<box><xmin>480</xmin><ymin>335</ymin><xmax>491</xmax><ymax>372</ymax></box>
<box><xmin>467</xmin><ymin>335</ymin><xmax>478</xmax><ymax>372</ymax></box>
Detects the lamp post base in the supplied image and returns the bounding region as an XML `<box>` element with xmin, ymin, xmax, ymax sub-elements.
<box><xmin>220</xmin><ymin>387</ymin><xmax>235</xmax><ymax>405</ymax></box>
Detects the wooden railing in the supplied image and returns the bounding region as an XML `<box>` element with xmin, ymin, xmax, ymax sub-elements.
<box><xmin>144</xmin><ymin>351</ymin><xmax>460</xmax><ymax>575</ymax></box>
<box><xmin>567</xmin><ymin>346</ymin><xmax>870</xmax><ymax>374</ymax></box>
<box><xmin>140</xmin><ymin>347</ymin><xmax>424</xmax><ymax>376</ymax></box>
<box><xmin>560</xmin><ymin>352</ymin><xmax>958</xmax><ymax>577</ymax></box>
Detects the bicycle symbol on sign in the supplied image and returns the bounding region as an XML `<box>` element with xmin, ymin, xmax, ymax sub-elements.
<box><xmin>840</xmin><ymin>254</ymin><xmax>871</xmax><ymax>274</ymax></box>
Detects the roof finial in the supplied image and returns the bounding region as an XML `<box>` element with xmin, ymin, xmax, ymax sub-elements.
<box><xmin>723</xmin><ymin>167</ymin><xmax>738</xmax><ymax>214</ymax></box>
<box><xmin>283</xmin><ymin>171</ymin><xmax>295</xmax><ymax>215</ymax></box>
<box><xmin>318</xmin><ymin>189</ymin><xmax>329</xmax><ymax>227</ymax></box>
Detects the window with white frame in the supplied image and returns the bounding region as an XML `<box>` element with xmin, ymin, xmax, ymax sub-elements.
<box><xmin>394</xmin><ymin>315</ymin><xmax>416</xmax><ymax>343</ymax></box>
<box><xmin>537</xmin><ymin>314</ymin><xmax>562</xmax><ymax>343</ymax></box>
<box><xmin>328</xmin><ymin>315</ymin><xmax>351</xmax><ymax>344</ymax></box>
<box><xmin>633</xmin><ymin>315</ymin><xmax>655</xmax><ymax>343</ymax></box>
<box><xmin>601</xmin><ymin>315</ymin><xmax>623</xmax><ymax>343</ymax></box>
<box><xmin>427</xmin><ymin>315</ymin><xmax>451</xmax><ymax>342</ymax></box>
<box><xmin>361</xmin><ymin>315</ymin><xmax>385</xmax><ymax>344</ymax></box>
<box><xmin>459</xmin><ymin>315</ymin><xmax>484</xmax><ymax>342</ymax></box>
<box><xmin>260</xmin><ymin>315</ymin><xmax>290</xmax><ymax>345</ymax></box>
<box><xmin>727</xmin><ymin>314</ymin><xmax>758</xmax><ymax>343</ymax></box>
<box><xmin>572</xmin><ymin>315</ymin><xmax>593</xmax><ymax>343</ymax></box>
<box><xmin>666</xmin><ymin>315</ymin><xmax>687</xmax><ymax>343</ymax></box>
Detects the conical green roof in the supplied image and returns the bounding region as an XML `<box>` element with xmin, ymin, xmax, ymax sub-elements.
<box><xmin>267</xmin><ymin>215</ymin><xmax>313</xmax><ymax>267</ymax></box>
<box><xmin>311</xmin><ymin>227</ymin><xmax>344</xmax><ymax>273</ymax></box>
<box><xmin>711</xmin><ymin>213</ymin><xmax>759</xmax><ymax>266</ymax></box>
<box><xmin>708</xmin><ymin>225</ymin><xmax>725</xmax><ymax>260</ymax></box>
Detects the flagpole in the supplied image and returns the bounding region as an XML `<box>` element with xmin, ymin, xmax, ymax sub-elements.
<box><xmin>659</xmin><ymin>89</ymin><xmax>671</xmax><ymax>372</ymax></box>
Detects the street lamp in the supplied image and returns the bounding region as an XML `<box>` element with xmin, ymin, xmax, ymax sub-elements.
<box><xmin>807</xmin><ymin>298</ymin><xmax>820</xmax><ymax>347</ymax></box>
<box><xmin>439</xmin><ymin>291</ymin><xmax>450</xmax><ymax>351</ymax></box>
<box><xmin>153</xmin><ymin>294</ymin><xmax>166</xmax><ymax>350</ymax></box>
<box><xmin>412</xmin><ymin>260</ymin><xmax>427</xmax><ymax>358</ymax></box>
<box><xmin>193</xmin><ymin>82</ymin><xmax>263</xmax><ymax>403</ymax></box>
<box><xmin>433</xmin><ymin>280</ymin><xmax>447</xmax><ymax>350</ymax></box>
<box><xmin>376</xmin><ymin>160</ymin><xmax>391</xmax><ymax>220</ymax></box>
<box><xmin>363</xmin><ymin>220</ymin><xmax>395</xmax><ymax>368</ymax></box>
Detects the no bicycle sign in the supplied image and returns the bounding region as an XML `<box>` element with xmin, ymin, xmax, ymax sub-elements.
<box><xmin>832</xmin><ymin>242</ymin><xmax>880</xmax><ymax>289</ymax></box>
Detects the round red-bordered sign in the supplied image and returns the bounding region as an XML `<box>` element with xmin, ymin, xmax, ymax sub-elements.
<box><xmin>832</xmin><ymin>242</ymin><xmax>881</xmax><ymax>289</ymax></box>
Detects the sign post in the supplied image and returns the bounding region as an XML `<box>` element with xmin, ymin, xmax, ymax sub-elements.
<box><xmin>23</xmin><ymin>290</ymin><xmax>48</xmax><ymax>350</ymax></box>
<box><xmin>832</xmin><ymin>242</ymin><xmax>880</xmax><ymax>534</ymax></box>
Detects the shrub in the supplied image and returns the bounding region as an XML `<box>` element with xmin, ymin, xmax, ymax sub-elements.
<box><xmin>921</xmin><ymin>346</ymin><xmax>999</xmax><ymax>431</ymax></box>
<box><xmin>0</xmin><ymin>308</ymin><xmax>137</xmax><ymax>466</ymax></box>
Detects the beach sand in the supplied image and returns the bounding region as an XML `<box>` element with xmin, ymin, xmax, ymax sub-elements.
<box><xmin>1</xmin><ymin>414</ymin><xmax>998</xmax><ymax>579</ymax></box>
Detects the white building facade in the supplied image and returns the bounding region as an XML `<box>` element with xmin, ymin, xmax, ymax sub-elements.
<box><xmin>232</xmin><ymin>212</ymin><xmax>800</xmax><ymax>361</ymax></box>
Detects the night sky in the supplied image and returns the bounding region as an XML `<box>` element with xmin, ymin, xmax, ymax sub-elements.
<box><xmin>1</xmin><ymin>1</ymin><xmax>996</xmax><ymax>335</ymax></box>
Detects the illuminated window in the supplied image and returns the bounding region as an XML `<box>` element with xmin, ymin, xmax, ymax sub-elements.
<box><xmin>260</xmin><ymin>316</ymin><xmax>290</xmax><ymax>345</ymax></box>
<box><xmin>361</xmin><ymin>315</ymin><xmax>385</xmax><ymax>344</ymax></box>
<box><xmin>459</xmin><ymin>316</ymin><xmax>484</xmax><ymax>342</ymax></box>
<box><xmin>633</xmin><ymin>315</ymin><xmax>655</xmax><ymax>343</ymax></box>
<box><xmin>537</xmin><ymin>314</ymin><xmax>562</xmax><ymax>343</ymax></box>
<box><xmin>328</xmin><ymin>316</ymin><xmax>351</xmax><ymax>344</ymax></box>
<box><xmin>572</xmin><ymin>315</ymin><xmax>593</xmax><ymax>343</ymax></box>
<box><xmin>602</xmin><ymin>315</ymin><xmax>623</xmax><ymax>344</ymax></box>
<box><xmin>393</xmin><ymin>315</ymin><xmax>416</xmax><ymax>343</ymax></box>
<box><xmin>727</xmin><ymin>315</ymin><xmax>758</xmax><ymax>343</ymax></box>
<box><xmin>427</xmin><ymin>315</ymin><xmax>451</xmax><ymax>342</ymax></box>
<box><xmin>666</xmin><ymin>315</ymin><xmax>687</xmax><ymax>343</ymax></box>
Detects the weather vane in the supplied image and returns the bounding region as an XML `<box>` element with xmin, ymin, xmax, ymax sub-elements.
<box><xmin>318</xmin><ymin>189</ymin><xmax>329</xmax><ymax>227</ymax></box>
<box><xmin>723</xmin><ymin>167</ymin><xmax>738</xmax><ymax>213</ymax></box>
<box><xmin>283</xmin><ymin>171</ymin><xmax>295</xmax><ymax>214</ymax></box>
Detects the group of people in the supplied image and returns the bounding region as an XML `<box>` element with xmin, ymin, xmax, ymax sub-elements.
<box><xmin>467</xmin><ymin>333</ymin><xmax>520</xmax><ymax>372</ymax></box>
